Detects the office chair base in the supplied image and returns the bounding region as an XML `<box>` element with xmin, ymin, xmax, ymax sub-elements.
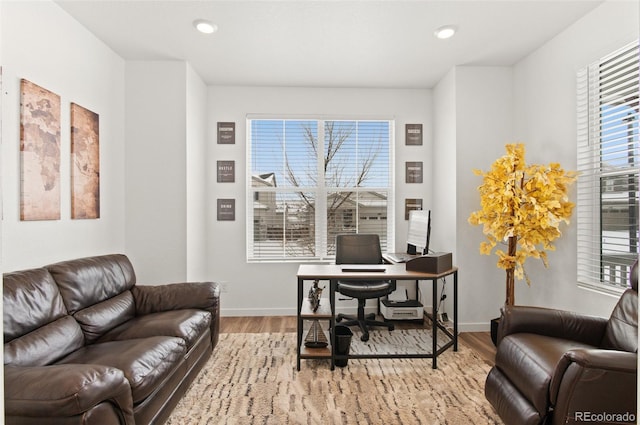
<box><xmin>337</xmin><ymin>313</ymin><xmax>395</xmax><ymax>342</ymax></box>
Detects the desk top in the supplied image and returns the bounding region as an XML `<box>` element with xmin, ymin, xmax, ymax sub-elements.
<box><xmin>297</xmin><ymin>263</ymin><xmax>457</xmax><ymax>280</ymax></box>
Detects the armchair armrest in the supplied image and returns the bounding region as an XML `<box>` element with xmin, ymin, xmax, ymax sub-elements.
<box><xmin>550</xmin><ymin>349</ymin><xmax>637</xmax><ymax>424</ymax></box>
<box><xmin>498</xmin><ymin>305</ymin><xmax>608</xmax><ymax>346</ymax></box>
<box><xmin>132</xmin><ymin>281</ymin><xmax>220</xmax><ymax>314</ymax></box>
<box><xmin>5</xmin><ymin>364</ymin><xmax>134</xmax><ymax>424</ymax></box>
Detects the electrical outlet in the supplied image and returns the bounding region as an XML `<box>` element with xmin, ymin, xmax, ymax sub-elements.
<box><xmin>439</xmin><ymin>312</ymin><xmax>449</xmax><ymax>322</ymax></box>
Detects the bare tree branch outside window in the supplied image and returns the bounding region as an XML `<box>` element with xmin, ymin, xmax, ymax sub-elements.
<box><xmin>249</xmin><ymin>119</ymin><xmax>391</xmax><ymax>260</ymax></box>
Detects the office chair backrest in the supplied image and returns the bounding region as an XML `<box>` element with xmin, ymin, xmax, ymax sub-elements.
<box><xmin>335</xmin><ymin>234</ymin><xmax>383</xmax><ymax>265</ymax></box>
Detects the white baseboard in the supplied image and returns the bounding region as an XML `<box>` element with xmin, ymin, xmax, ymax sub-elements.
<box><xmin>457</xmin><ymin>322</ymin><xmax>491</xmax><ymax>332</ymax></box>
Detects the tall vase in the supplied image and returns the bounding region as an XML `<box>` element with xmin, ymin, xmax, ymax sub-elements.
<box><xmin>490</xmin><ymin>317</ymin><xmax>501</xmax><ymax>346</ymax></box>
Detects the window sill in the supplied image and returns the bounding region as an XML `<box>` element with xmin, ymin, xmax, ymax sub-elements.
<box><xmin>577</xmin><ymin>281</ymin><xmax>627</xmax><ymax>299</ymax></box>
<box><xmin>247</xmin><ymin>258</ymin><xmax>334</xmax><ymax>264</ymax></box>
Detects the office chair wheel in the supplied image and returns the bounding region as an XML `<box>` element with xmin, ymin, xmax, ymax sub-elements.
<box><xmin>388</xmin><ymin>324</ymin><xmax>395</xmax><ymax>331</ymax></box>
<box><xmin>361</xmin><ymin>332</ymin><xmax>369</xmax><ymax>342</ymax></box>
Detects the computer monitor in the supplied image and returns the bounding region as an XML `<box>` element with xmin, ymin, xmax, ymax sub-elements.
<box><xmin>406</xmin><ymin>209</ymin><xmax>431</xmax><ymax>255</ymax></box>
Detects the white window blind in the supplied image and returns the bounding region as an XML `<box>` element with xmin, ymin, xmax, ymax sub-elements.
<box><xmin>247</xmin><ymin>118</ymin><xmax>394</xmax><ymax>261</ymax></box>
<box><xmin>577</xmin><ymin>40</ymin><xmax>639</xmax><ymax>291</ymax></box>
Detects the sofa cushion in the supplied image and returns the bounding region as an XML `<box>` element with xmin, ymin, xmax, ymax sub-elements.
<box><xmin>496</xmin><ymin>333</ymin><xmax>595</xmax><ymax>415</ymax></box>
<box><xmin>5</xmin><ymin>316</ymin><xmax>85</xmax><ymax>367</ymax></box>
<box><xmin>3</xmin><ymin>268</ymin><xmax>68</xmax><ymax>342</ymax></box>
<box><xmin>3</xmin><ymin>268</ymin><xmax>84</xmax><ymax>366</ymax></box>
<box><xmin>47</xmin><ymin>254</ymin><xmax>136</xmax><ymax>314</ymax></box>
<box><xmin>98</xmin><ymin>309</ymin><xmax>211</xmax><ymax>350</ymax></box>
<box><xmin>56</xmin><ymin>336</ymin><xmax>186</xmax><ymax>404</ymax></box>
<box><xmin>74</xmin><ymin>291</ymin><xmax>136</xmax><ymax>344</ymax></box>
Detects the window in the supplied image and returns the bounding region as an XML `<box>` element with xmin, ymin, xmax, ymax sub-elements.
<box><xmin>577</xmin><ymin>40</ymin><xmax>639</xmax><ymax>292</ymax></box>
<box><xmin>247</xmin><ymin>118</ymin><xmax>394</xmax><ymax>261</ymax></box>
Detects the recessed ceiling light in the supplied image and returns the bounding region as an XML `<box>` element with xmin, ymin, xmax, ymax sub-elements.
<box><xmin>193</xmin><ymin>19</ymin><xmax>218</xmax><ymax>34</ymax></box>
<box><xmin>434</xmin><ymin>25</ymin><xmax>457</xmax><ymax>40</ymax></box>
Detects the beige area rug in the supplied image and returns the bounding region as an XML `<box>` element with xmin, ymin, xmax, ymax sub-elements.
<box><xmin>347</xmin><ymin>328</ymin><xmax>449</xmax><ymax>355</ymax></box>
<box><xmin>166</xmin><ymin>332</ymin><xmax>503</xmax><ymax>425</ymax></box>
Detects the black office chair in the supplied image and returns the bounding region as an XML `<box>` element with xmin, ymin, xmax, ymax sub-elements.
<box><xmin>335</xmin><ymin>234</ymin><xmax>395</xmax><ymax>342</ymax></box>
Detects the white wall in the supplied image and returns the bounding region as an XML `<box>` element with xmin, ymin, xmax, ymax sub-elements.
<box><xmin>511</xmin><ymin>0</ymin><xmax>640</xmax><ymax>316</ymax></box>
<box><xmin>434</xmin><ymin>66</ymin><xmax>515</xmax><ymax>330</ymax></box>
<box><xmin>125</xmin><ymin>60</ymin><xmax>208</xmax><ymax>284</ymax></box>
<box><xmin>432</xmin><ymin>69</ymin><xmax>457</xmax><ymax>256</ymax></box>
<box><xmin>186</xmin><ymin>64</ymin><xmax>208</xmax><ymax>281</ymax></box>
<box><xmin>0</xmin><ymin>0</ymin><xmax>4</xmax><ymax>414</ymax></box>
<box><xmin>1</xmin><ymin>0</ymin><xmax>126</xmax><ymax>270</ymax></box>
<box><xmin>431</xmin><ymin>68</ymin><xmax>458</xmax><ymax>322</ymax></box>
<box><xmin>207</xmin><ymin>86</ymin><xmax>432</xmax><ymax>316</ymax></box>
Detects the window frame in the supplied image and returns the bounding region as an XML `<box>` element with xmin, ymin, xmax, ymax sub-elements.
<box><xmin>246</xmin><ymin>116</ymin><xmax>396</xmax><ymax>263</ymax></box>
<box><xmin>576</xmin><ymin>40</ymin><xmax>639</xmax><ymax>295</ymax></box>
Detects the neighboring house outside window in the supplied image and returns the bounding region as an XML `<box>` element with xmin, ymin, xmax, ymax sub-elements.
<box><xmin>577</xmin><ymin>40</ymin><xmax>639</xmax><ymax>293</ymax></box>
<box><xmin>247</xmin><ymin>118</ymin><xmax>394</xmax><ymax>261</ymax></box>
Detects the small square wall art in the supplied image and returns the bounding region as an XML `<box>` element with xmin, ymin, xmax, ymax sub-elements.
<box><xmin>405</xmin><ymin>198</ymin><xmax>423</xmax><ymax>220</ymax></box>
<box><xmin>217</xmin><ymin>122</ymin><xmax>235</xmax><ymax>144</ymax></box>
<box><xmin>217</xmin><ymin>199</ymin><xmax>236</xmax><ymax>221</ymax></box>
<box><xmin>405</xmin><ymin>124</ymin><xmax>423</xmax><ymax>145</ymax></box>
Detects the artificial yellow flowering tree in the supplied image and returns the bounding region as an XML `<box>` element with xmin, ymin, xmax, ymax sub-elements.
<box><xmin>468</xmin><ymin>143</ymin><xmax>577</xmax><ymax>306</ymax></box>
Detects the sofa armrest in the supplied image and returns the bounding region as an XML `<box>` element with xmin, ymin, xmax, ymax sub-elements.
<box><xmin>550</xmin><ymin>349</ymin><xmax>637</xmax><ymax>424</ymax></box>
<box><xmin>5</xmin><ymin>364</ymin><xmax>134</xmax><ymax>424</ymax></box>
<box><xmin>132</xmin><ymin>281</ymin><xmax>220</xmax><ymax>347</ymax></box>
<box><xmin>498</xmin><ymin>305</ymin><xmax>608</xmax><ymax>346</ymax></box>
<box><xmin>132</xmin><ymin>281</ymin><xmax>219</xmax><ymax>314</ymax></box>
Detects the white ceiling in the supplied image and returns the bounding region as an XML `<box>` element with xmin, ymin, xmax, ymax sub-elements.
<box><xmin>55</xmin><ymin>0</ymin><xmax>604</xmax><ymax>89</ymax></box>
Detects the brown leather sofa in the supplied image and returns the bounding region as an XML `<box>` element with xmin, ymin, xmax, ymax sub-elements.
<box><xmin>4</xmin><ymin>254</ymin><xmax>220</xmax><ymax>425</ymax></box>
<box><xmin>485</xmin><ymin>260</ymin><xmax>638</xmax><ymax>425</ymax></box>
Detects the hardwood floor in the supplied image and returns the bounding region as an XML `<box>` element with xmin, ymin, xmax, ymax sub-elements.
<box><xmin>220</xmin><ymin>315</ymin><xmax>496</xmax><ymax>366</ymax></box>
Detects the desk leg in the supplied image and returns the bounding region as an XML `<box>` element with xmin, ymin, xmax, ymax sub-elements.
<box><xmin>297</xmin><ymin>277</ymin><xmax>303</xmax><ymax>371</ymax></box>
<box><xmin>453</xmin><ymin>271</ymin><xmax>458</xmax><ymax>351</ymax></box>
<box><xmin>432</xmin><ymin>277</ymin><xmax>437</xmax><ymax>369</ymax></box>
<box><xmin>330</xmin><ymin>279</ymin><xmax>336</xmax><ymax>371</ymax></box>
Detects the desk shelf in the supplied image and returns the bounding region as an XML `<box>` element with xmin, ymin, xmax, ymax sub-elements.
<box><xmin>298</xmin><ymin>294</ymin><xmax>334</xmax><ymax>369</ymax></box>
<box><xmin>300</xmin><ymin>344</ymin><xmax>332</xmax><ymax>358</ymax></box>
<box><xmin>300</xmin><ymin>299</ymin><xmax>332</xmax><ymax>318</ymax></box>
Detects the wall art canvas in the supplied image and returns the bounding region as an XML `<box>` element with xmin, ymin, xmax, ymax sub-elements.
<box><xmin>405</xmin><ymin>161</ymin><xmax>423</xmax><ymax>183</ymax></box>
<box><xmin>71</xmin><ymin>103</ymin><xmax>100</xmax><ymax>219</ymax></box>
<box><xmin>217</xmin><ymin>122</ymin><xmax>235</xmax><ymax>144</ymax></box>
<box><xmin>217</xmin><ymin>198</ymin><xmax>236</xmax><ymax>221</ymax></box>
<box><xmin>20</xmin><ymin>79</ymin><xmax>61</xmax><ymax>221</ymax></box>
<box><xmin>405</xmin><ymin>124</ymin><xmax>423</xmax><ymax>145</ymax></box>
<box><xmin>217</xmin><ymin>160</ymin><xmax>235</xmax><ymax>182</ymax></box>
<box><xmin>404</xmin><ymin>198</ymin><xmax>423</xmax><ymax>220</ymax></box>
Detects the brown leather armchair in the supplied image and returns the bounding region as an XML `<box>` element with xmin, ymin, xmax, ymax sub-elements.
<box><xmin>485</xmin><ymin>260</ymin><xmax>638</xmax><ymax>425</ymax></box>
